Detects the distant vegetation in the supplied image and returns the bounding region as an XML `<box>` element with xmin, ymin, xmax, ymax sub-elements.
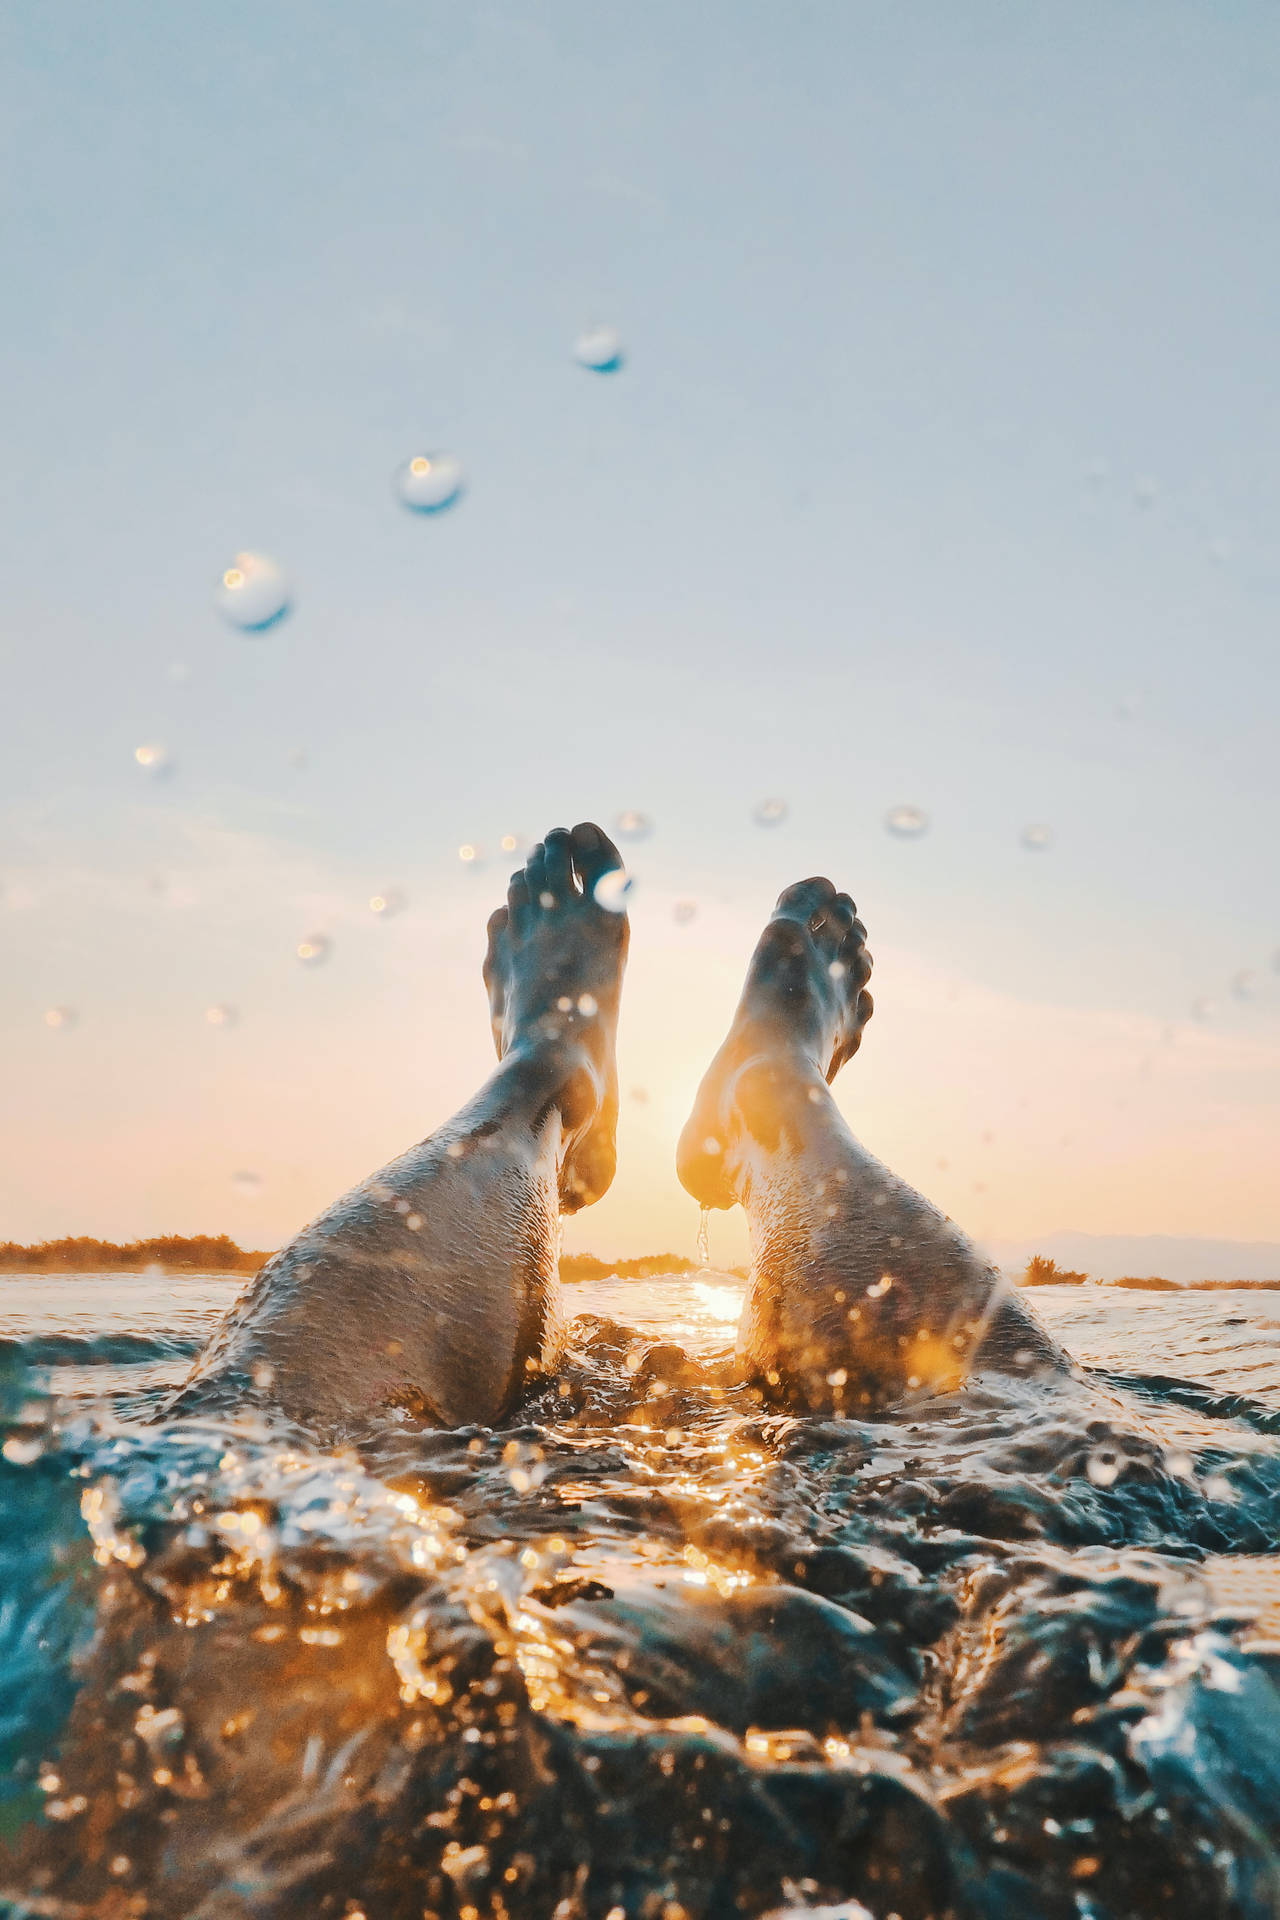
<box><xmin>561</xmin><ymin>1252</ymin><xmax>704</xmax><ymax>1282</ymax></box>
<box><xmin>0</xmin><ymin>1235</ymin><xmax>269</xmax><ymax>1273</ymax></box>
<box><xmin>1022</xmin><ymin>1256</ymin><xmax>1090</xmax><ymax>1287</ymax></box>
<box><xmin>0</xmin><ymin>1239</ymin><xmax>739</xmax><ymax>1282</ymax></box>
<box><xmin>1112</xmin><ymin>1274</ymin><xmax>1180</xmax><ymax>1292</ymax></box>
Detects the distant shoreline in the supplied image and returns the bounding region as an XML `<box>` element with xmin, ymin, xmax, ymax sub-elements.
<box><xmin>0</xmin><ymin>1238</ymin><xmax>736</xmax><ymax>1283</ymax></box>
<box><xmin>0</xmin><ymin>1237</ymin><xmax>1273</xmax><ymax>1289</ymax></box>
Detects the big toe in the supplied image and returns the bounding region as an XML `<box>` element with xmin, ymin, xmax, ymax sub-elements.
<box><xmin>571</xmin><ymin>820</ymin><xmax>624</xmax><ymax>896</ymax></box>
<box><xmin>775</xmin><ymin>876</ymin><xmax>837</xmax><ymax>923</ymax></box>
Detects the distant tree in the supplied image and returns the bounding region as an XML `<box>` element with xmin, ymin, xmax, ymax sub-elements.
<box><xmin>1022</xmin><ymin>1256</ymin><xmax>1089</xmax><ymax>1286</ymax></box>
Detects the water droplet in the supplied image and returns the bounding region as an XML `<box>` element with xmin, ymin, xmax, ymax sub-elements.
<box><xmin>369</xmin><ymin>888</ymin><xmax>406</xmax><ymax>917</ymax></box>
<box><xmin>615</xmin><ymin>810</ymin><xmax>652</xmax><ymax>841</ymax></box>
<box><xmin>296</xmin><ymin>933</ymin><xmax>331</xmax><ymax>967</ymax></box>
<box><xmin>673</xmin><ymin>899</ymin><xmax>697</xmax><ymax>925</ymax></box>
<box><xmin>1020</xmin><ymin>823</ymin><xmax>1054</xmax><ymax>852</ymax></box>
<box><xmin>204</xmin><ymin>1004</ymin><xmax>237</xmax><ymax>1028</ymax></box>
<box><xmin>1189</xmin><ymin>996</ymin><xmax>1212</xmax><ymax>1023</ymax></box>
<box><xmin>884</xmin><ymin>804</ymin><xmax>928</xmax><ymax>839</ymax></box>
<box><xmin>753</xmin><ymin>797</ymin><xmax>788</xmax><ymax>828</ymax></box>
<box><xmin>44</xmin><ymin>1006</ymin><xmax>77</xmax><ymax>1031</ymax></box>
<box><xmin>577</xmin><ymin>993</ymin><xmax>598</xmax><ymax>1016</ymax></box>
<box><xmin>573</xmin><ymin>325</ymin><xmax>625</xmax><ymax>373</ymax></box>
<box><xmin>1230</xmin><ymin>970</ymin><xmax>1257</xmax><ymax>1001</ymax></box>
<box><xmin>1087</xmin><ymin>1446</ymin><xmax>1122</xmax><ymax>1487</ymax></box>
<box><xmin>697</xmin><ymin>1206</ymin><xmax>711</xmax><ymax>1269</ymax></box>
<box><xmin>593</xmin><ymin>869</ymin><xmax>634</xmax><ymax>914</ymax></box>
<box><xmin>214</xmin><ymin>551</ymin><xmax>291</xmax><ymax>631</ymax></box>
<box><xmin>395</xmin><ymin>451</ymin><xmax>465</xmax><ymax>514</ymax></box>
<box><xmin>499</xmin><ymin>833</ymin><xmax>524</xmax><ymax>854</ymax></box>
<box><xmin>458</xmin><ymin>843</ymin><xmax>484</xmax><ymax>867</ymax></box>
<box><xmin>134</xmin><ymin>743</ymin><xmax>172</xmax><ymax>778</ymax></box>
<box><xmin>231</xmin><ymin>1170</ymin><xmax>263</xmax><ymax>1198</ymax></box>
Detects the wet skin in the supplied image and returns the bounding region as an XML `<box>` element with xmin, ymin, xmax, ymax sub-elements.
<box><xmin>677</xmin><ymin>878</ymin><xmax>1068</xmax><ymax>1411</ymax></box>
<box><xmin>170</xmin><ymin>823</ymin><xmax>629</xmax><ymax>1434</ymax></box>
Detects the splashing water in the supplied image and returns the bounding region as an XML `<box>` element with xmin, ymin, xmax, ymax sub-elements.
<box><xmin>214</xmin><ymin>551</ymin><xmax>291</xmax><ymax>631</ymax></box>
<box><xmin>394</xmin><ymin>452</ymin><xmax>465</xmax><ymax>514</ymax></box>
<box><xmin>5</xmin><ymin>1275</ymin><xmax>1280</xmax><ymax>1919</ymax></box>
<box><xmin>696</xmin><ymin>1205</ymin><xmax>711</xmax><ymax>1269</ymax></box>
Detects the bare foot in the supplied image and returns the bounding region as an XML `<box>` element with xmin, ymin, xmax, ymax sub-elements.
<box><xmin>677</xmin><ymin>878</ymin><xmax>872</xmax><ymax>1208</ymax></box>
<box><xmin>484</xmin><ymin>822</ymin><xmax>629</xmax><ymax>1211</ymax></box>
<box><xmin>677</xmin><ymin>877</ymin><xmax>1066</xmax><ymax>1410</ymax></box>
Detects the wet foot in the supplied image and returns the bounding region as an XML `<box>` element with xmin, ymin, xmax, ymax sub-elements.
<box><xmin>484</xmin><ymin>822</ymin><xmax>629</xmax><ymax>1211</ymax></box>
<box><xmin>677</xmin><ymin>877</ymin><xmax>872</xmax><ymax>1208</ymax></box>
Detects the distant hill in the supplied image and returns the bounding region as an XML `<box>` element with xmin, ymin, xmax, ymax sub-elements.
<box><xmin>988</xmin><ymin>1232</ymin><xmax>1280</xmax><ymax>1287</ymax></box>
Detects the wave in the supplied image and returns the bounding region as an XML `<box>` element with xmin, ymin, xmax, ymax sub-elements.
<box><xmin>0</xmin><ymin>1332</ymin><xmax>202</xmax><ymax>1369</ymax></box>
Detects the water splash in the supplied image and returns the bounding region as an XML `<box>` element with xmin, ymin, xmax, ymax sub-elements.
<box><xmin>697</xmin><ymin>1206</ymin><xmax>711</xmax><ymax>1269</ymax></box>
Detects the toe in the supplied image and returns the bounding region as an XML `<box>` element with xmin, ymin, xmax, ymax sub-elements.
<box><xmin>483</xmin><ymin>905</ymin><xmax>509</xmax><ymax>982</ymax></box>
<box><xmin>775</xmin><ymin>876</ymin><xmax>836</xmax><ymax>920</ymax></box>
<box><xmin>570</xmin><ymin>820</ymin><xmax>623</xmax><ymax>893</ymax></box>
<box><xmin>525</xmin><ymin>841</ymin><xmax>549</xmax><ymax>904</ymax></box>
<box><xmin>507</xmin><ymin>869</ymin><xmax>531</xmax><ymax>930</ymax></box>
<box><xmin>543</xmin><ymin>827</ymin><xmax>575</xmax><ymax>899</ymax></box>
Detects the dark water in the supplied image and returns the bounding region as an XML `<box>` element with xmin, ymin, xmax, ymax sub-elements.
<box><xmin>3</xmin><ymin>1274</ymin><xmax>1280</xmax><ymax>1920</ymax></box>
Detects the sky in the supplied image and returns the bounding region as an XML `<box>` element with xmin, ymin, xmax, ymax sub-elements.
<box><xmin>1</xmin><ymin>2</ymin><xmax>1278</xmax><ymax>1270</ymax></box>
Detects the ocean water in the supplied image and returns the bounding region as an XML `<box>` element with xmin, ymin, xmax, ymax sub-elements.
<box><xmin>3</xmin><ymin>1272</ymin><xmax>1280</xmax><ymax>1919</ymax></box>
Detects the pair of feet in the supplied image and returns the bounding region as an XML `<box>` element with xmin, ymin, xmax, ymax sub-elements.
<box><xmin>483</xmin><ymin>821</ymin><xmax>875</xmax><ymax>1221</ymax></box>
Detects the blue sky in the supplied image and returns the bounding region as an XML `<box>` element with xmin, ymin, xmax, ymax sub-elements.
<box><xmin>2</xmin><ymin>3</ymin><xmax>1277</xmax><ymax>1261</ymax></box>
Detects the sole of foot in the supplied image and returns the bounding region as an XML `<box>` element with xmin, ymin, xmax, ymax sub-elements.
<box><xmin>484</xmin><ymin>821</ymin><xmax>629</xmax><ymax>1211</ymax></box>
<box><xmin>676</xmin><ymin>877</ymin><xmax>872</xmax><ymax>1209</ymax></box>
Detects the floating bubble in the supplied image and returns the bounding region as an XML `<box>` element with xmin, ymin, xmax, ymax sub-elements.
<box><xmin>204</xmin><ymin>1004</ymin><xmax>237</xmax><ymax>1028</ymax></box>
<box><xmin>395</xmin><ymin>451</ymin><xmax>465</xmax><ymax>514</ymax></box>
<box><xmin>573</xmin><ymin>325</ymin><xmax>625</xmax><ymax>373</ymax></box>
<box><xmin>44</xmin><ymin>1006</ymin><xmax>77</xmax><ymax>1031</ymax></box>
<box><xmin>214</xmin><ymin>551</ymin><xmax>291</xmax><ymax>632</ymax></box>
<box><xmin>231</xmin><ymin>1170</ymin><xmax>263</xmax><ymax>1198</ymax></box>
<box><xmin>1020</xmin><ymin>823</ymin><xmax>1054</xmax><ymax>852</ymax></box>
<box><xmin>295</xmin><ymin>933</ymin><xmax>331</xmax><ymax>967</ymax></box>
<box><xmin>369</xmin><ymin>889</ymin><xmax>406</xmax><ymax>917</ymax></box>
<box><xmin>884</xmin><ymin>804</ymin><xmax>928</xmax><ymax>839</ymax></box>
<box><xmin>458</xmin><ymin>843</ymin><xmax>483</xmax><ymax>867</ymax></box>
<box><xmin>615</xmin><ymin>810</ymin><xmax>652</xmax><ymax>841</ymax></box>
<box><xmin>1087</xmin><ymin>1446</ymin><xmax>1122</xmax><ymax>1487</ymax></box>
<box><xmin>1231</xmin><ymin>970</ymin><xmax>1258</xmax><ymax>1001</ymax></box>
<box><xmin>673</xmin><ymin>899</ymin><xmax>697</xmax><ymax>925</ymax></box>
<box><xmin>593</xmin><ymin>869</ymin><xmax>634</xmax><ymax>914</ymax></box>
<box><xmin>134</xmin><ymin>744</ymin><xmax>171</xmax><ymax>778</ymax></box>
<box><xmin>499</xmin><ymin>833</ymin><xmax>525</xmax><ymax>855</ymax></box>
<box><xmin>753</xmin><ymin>797</ymin><xmax>788</xmax><ymax>828</ymax></box>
